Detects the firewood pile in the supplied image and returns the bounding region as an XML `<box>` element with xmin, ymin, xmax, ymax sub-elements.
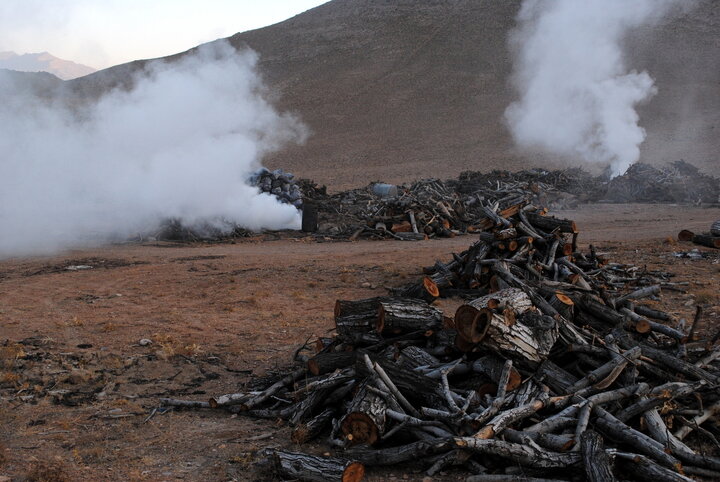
<box><xmin>451</xmin><ymin>167</ymin><xmax>601</xmax><ymax>202</ymax></box>
<box><xmin>163</xmin><ymin>207</ymin><xmax>720</xmax><ymax>481</ymax></box>
<box><xmin>677</xmin><ymin>219</ymin><xmax>720</xmax><ymax>250</ymax></box>
<box><xmin>602</xmin><ymin>161</ymin><xmax>720</xmax><ymax>204</ymax></box>
<box><xmin>303</xmin><ymin>176</ymin><xmax>579</xmax><ymax>240</ymax></box>
<box><xmin>249</xmin><ymin>168</ymin><xmax>304</xmax><ymax>208</ymax></box>
<box><xmin>302</xmin><ymin>161</ymin><xmax>720</xmax><ymax>241</ymax></box>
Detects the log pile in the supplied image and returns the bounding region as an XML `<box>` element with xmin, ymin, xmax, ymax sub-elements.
<box><xmin>165</xmin><ymin>207</ymin><xmax>720</xmax><ymax>481</ymax></box>
<box><xmin>602</xmin><ymin>160</ymin><xmax>720</xmax><ymax>204</ymax></box>
<box><xmin>302</xmin><ymin>161</ymin><xmax>720</xmax><ymax>240</ymax></box>
<box><xmin>248</xmin><ymin>167</ymin><xmax>304</xmax><ymax>208</ymax></box>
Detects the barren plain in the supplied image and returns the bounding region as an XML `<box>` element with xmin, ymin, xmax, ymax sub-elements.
<box><xmin>1</xmin><ymin>203</ymin><xmax>719</xmax><ymax>481</ymax></box>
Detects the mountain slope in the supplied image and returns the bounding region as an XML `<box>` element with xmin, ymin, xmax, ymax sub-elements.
<box><xmin>63</xmin><ymin>0</ymin><xmax>720</xmax><ymax>186</ymax></box>
<box><xmin>0</xmin><ymin>51</ymin><xmax>96</xmax><ymax>80</ymax></box>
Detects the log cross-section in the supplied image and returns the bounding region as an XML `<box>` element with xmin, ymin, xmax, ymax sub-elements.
<box><xmin>340</xmin><ymin>382</ymin><xmax>387</xmax><ymax>446</ymax></box>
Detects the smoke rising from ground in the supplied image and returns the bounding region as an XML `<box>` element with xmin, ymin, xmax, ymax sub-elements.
<box><xmin>0</xmin><ymin>42</ymin><xmax>306</xmax><ymax>258</ymax></box>
<box><xmin>505</xmin><ymin>0</ymin><xmax>687</xmax><ymax>176</ymax></box>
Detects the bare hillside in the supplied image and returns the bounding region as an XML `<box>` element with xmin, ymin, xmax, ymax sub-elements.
<box><xmin>66</xmin><ymin>0</ymin><xmax>720</xmax><ymax>187</ymax></box>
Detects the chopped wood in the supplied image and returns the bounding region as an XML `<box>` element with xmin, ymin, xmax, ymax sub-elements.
<box><xmin>263</xmin><ymin>449</ymin><xmax>365</xmax><ymax>482</ymax></box>
<box><xmin>170</xmin><ymin>198</ymin><xmax>719</xmax><ymax>481</ymax></box>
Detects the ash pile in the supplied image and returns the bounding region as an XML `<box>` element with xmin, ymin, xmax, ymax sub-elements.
<box><xmin>164</xmin><ymin>205</ymin><xmax>720</xmax><ymax>481</ymax></box>
<box><xmin>249</xmin><ymin>168</ymin><xmax>304</xmax><ymax>208</ymax></box>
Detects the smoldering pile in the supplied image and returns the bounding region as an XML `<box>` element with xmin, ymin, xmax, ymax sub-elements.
<box><xmin>134</xmin><ymin>168</ymin><xmax>305</xmax><ymax>242</ymax></box>
<box><xmin>163</xmin><ymin>205</ymin><xmax>720</xmax><ymax>481</ymax></box>
<box><xmin>602</xmin><ymin>161</ymin><xmax>720</xmax><ymax>205</ymax></box>
<box><xmin>249</xmin><ymin>168</ymin><xmax>304</xmax><ymax>209</ymax></box>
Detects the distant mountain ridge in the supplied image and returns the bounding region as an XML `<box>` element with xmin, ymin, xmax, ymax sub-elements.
<box><xmin>0</xmin><ymin>51</ymin><xmax>96</xmax><ymax>80</ymax></box>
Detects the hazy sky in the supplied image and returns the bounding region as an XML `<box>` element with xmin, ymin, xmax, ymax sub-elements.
<box><xmin>0</xmin><ymin>0</ymin><xmax>331</xmax><ymax>69</ymax></box>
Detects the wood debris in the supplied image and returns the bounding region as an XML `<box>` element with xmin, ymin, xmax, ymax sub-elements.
<box><xmin>165</xmin><ymin>202</ymin><xmax>720</xmax><ymax>481</ymax></box>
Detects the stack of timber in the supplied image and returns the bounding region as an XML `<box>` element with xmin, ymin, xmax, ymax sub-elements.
<box><xmin>164</xmin><ymin>207</ymin><xmax>720</xmax><ymax>481</ymax></box>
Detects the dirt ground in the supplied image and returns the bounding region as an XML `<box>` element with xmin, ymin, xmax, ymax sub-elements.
<box><xmin>1</xmin><ymin>203</ymin><xmax>719</xmax><ymax>481</ymax></box>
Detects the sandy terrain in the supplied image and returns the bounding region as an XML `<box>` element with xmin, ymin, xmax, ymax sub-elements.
<box><xmin>1</xmin><ymin>203</ymin><xmax>719</xmax><ymax>481</ymax></box>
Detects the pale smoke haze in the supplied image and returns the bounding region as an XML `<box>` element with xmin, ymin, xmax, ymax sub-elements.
<box><xmin>0</xmin><ymin>42</ymin><xmax>306</xmax><ymax>258</ymax></box>
<box><xmin>505</xmin><ymin>0</ymin><xmax>687</xmax><ymax>176</ymax></box>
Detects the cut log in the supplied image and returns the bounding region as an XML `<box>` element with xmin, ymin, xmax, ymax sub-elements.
<box><xmin>265</xmin><ymin>449</ymin><xmax>365</xmax><ymax>482</ymax></box>
<box><xmin>634</xmin><ymin>305</ymin><xmax>672</xmax><ymax>322</ymax></box>
<box><xmin>614</xmin><ymin>452</ymin><xmax>693</xmax><ymax>482</ymax></box>
<box><xmin>307</xmin><ymin>351</ymin><xmax>357</xmax><ymax>376</ymax></box>
<box><xmin>291</xmin><ymin>408</ymin><xmax>336</xmax><ymax>444</ymax></box>
<box><xmin>677</xmin><ymin>229</ymin><xmax>695</xmax><ymax>242</ymax></box>
<box><xmin>594</xmin><ymin>408</ymin><xmax>681</xmax><ymax>469</ymax></box>
<box><xmin>526</xmin><ymin>212</ymin><xmax>578</xmax><ymax>234</ymax></box>
<box><xmin>454</xmin><ymin>437</ymin><xmax>581</xmax><ymax>468</ymax></box>
<box><xmin>334</xmin><ymin>296</ymin><xmax>391</xmax><ymax>341</ymax></box>
<box><xmin>581</xmin><ymin>430</ymin><xmax>617</xmax><ymax>482</ymax></box>
<box><xmin>502</xmin><ymin>429</ymin><xmax>574</xmax><ymax>452</ymax></box>
<box><xmin>376</xmin><ymin>299</ymin><xmax>443</xmax><ymax>335</ymax></box>
<box><xmin>355</xmin><ymin>356</ymin><xmax>444</xmax><ymax>408</ymax></box>
<box><xmin>549</xmin><ymin>292</ymin><xmax>574</xmax><ymax>320</ymax></box>
<box><xmin>454</xmin><ymin>288</ymin><xmax>533</xmax><ymax>343</ymax></box>
<box><xmin>474</xmin><ymin>398</ymin><xmax>548</xmax><ymax>439</ymax></box>
<box><xmin>674</xmin><ymin>400</ymin><xmax>720</xmax><ymax>441</ymax></box>
<box><xmin>692</xmin><ymin>234</ymin><xmax>720</xmax><ymax>249</ymax></box>
<box><xmin>536</xmin><ymin>360</ymin><xmax>579</xmax><ymax>395</ymax></box>
<box><xmin>345</xmin><ymin>439</ymin><xmax>453</xmax><ymax>466</ymax></box>
<box><xmin>396</xmin><ymin>345</ymin><xmax>439</xmax><ymax>370</ymax></box>
<box><xmin>340</xmin><ymin>382</ymin><xmax>387</xmax><ymax>445</ymax></box>
<box><xmin>575</xmin><ymin>294</ymin><xmax>626</xmax><ymax>326</ymax></box>
<box><xmin>472</xmin><ymin>355</ymin><xmax>523</xmax><ymax>392</ymax></box>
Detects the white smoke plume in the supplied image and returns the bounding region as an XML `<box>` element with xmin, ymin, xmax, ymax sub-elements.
<box><xmin>0</xmin><ymin>41</ymin><xmax>306</xmax><ymax>258</ymax></box>
<box><xmin>505</xmin><ymin>0</ymin><xmax>687</xmax><ymax>176</ymax></box>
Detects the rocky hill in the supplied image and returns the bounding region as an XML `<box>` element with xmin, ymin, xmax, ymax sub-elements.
<box><xmin>59</xmin><ymin>0</ymin><xmax>720</xmax><ymax>186</ymax></box>
<box><xmin>0</xmin><ymin>51</ymin><xmax>96</xmax><ymax>80</ymax></box>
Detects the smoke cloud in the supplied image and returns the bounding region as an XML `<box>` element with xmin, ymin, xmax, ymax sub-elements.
<box><xmin>0</xmin><ymin>41</ymin><xmax>306</xmax><ymax>258</ymax></box>
<box><xmin>505</xmin><ymin>0</ymin><xmax>686</xmax><ymax>176</ymax></box>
